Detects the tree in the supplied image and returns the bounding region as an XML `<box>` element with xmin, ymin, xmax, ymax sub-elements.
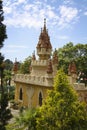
<box><xmin>37</xmin><ymin>69</ymin><xmax>87</xmax><ymax>130</ymax></box>
<box><xmin>58</xmin><ymin>42</ymin><xmax>74</xmax><ymax>73</ymax></box>
<box><xmin>6</xmin><ymin>108</ymin><xmax>39</xmax><ymax>130</ymax></box>
<box><xmin>19</xmin><ymin>56</ymin><xmax>31</xmax><ymax>74</ymax></box>
<box><xmin>4</xmin><ymin>70</ymin><xmax>12</xmax><ymax>86</ymax></box>
<box><xmin>0</xmin><ymin>0</ymin><xmax>7</xmax><ymax>93</ymax></box>
<box><xmin>4</xmin><ymin>59</ymin><xmax>13</xmax><ymax>71</ymax></box>
<box><xmin>16</xmin><ymin>108</ymin><xmax>38</xmax><ymax>130</ymax></box>
<box><xmin>58</xmin><ymin>43</ymin><xmax>87</xmax><ymax>74</ymax></box>
<box><xmin>0</xmin><ymin>1</ymin><xmax>12</xmax><ymax>129</ymax></box>
<box><xmin>0</xmin><ymin>0</ymin><xmax>7</xmax><ymax>48</ymax></box>
<box><xmin>57</xmin><ymin>43</ymin><xmax>87</xmax><ymax>85</ymax></box>
<box><xmin>3</xmin><ymin>59</ymin><xmax>13</xmax><ymax>86</ymax></box>
<box><xmin>0</xmin><ymin>93</ymin><xmax>12</xmax><ymax>126</ymax></box>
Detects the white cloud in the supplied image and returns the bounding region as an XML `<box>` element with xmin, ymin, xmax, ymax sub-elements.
<box><xmin>3</xmin><ymin>1</ymin><xmax>79</xmax><ymax>29</ymax></box>
<box><xmin>3</xmin><ymin>6</ymin><xmax>12</xmax><ymax>14</ymax></box>
<box><xmin>3</xmin><ymin>1</ymin><xmax>58</xmax><ymax>28</ymax></box>
<box><xmin>6</xmin><ymin>45</ymin><xmax>28</xmax><ymax>49</ymax></box>
<box><xmin>58</xmin><ymin>35</ymin><xmax>69</xmax><ymax>40</ymax></box>
<box><xmin>58</xmin><ymin>5</ymin><xmax>78</xmax><ymax>28</ymax></box>
<box><xmin>84</xmin><ymin>11</ymin><xmax>87</xmax><ymax>16</ymax></box>
<box><xmin>63</xmin><ymin>0</ymin><xmax>74</xmax><ymax>5</ymax></box>
<box><xmin>18</xmin><ymin>0</ymin><xmax>26</xmax><ymax>4</ymax></box>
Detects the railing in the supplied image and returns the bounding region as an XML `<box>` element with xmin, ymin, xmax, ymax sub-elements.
<box><xmin>14</xmin><ymin>74</ymin><xmax>53</xmax><ymax>87</ymax></box>
<box><xmin>73</xmin><ymin>83</ymin><xmax>87</xmax><ymax>90</ymax></box>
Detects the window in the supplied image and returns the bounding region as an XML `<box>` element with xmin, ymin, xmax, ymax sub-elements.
<box><xmin>19</xmin><ymin>88</ymin><xmax>23</xmax><ymax>100</ymax></box>
<box><xmin>39</xmin><ymin>92</ymin><xmax>42</xmax><ymax>106</ymax></box>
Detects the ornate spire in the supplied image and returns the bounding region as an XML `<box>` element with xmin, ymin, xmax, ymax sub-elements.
<box><xmin>32</xmin><ymin>50</ymin><xmax>36</xmax><ymax>60</ymax></box>
<box><xmin>41</xmin><ymin>28</ymin><xmax>42</xmax><ymax>33</ymax></box>
<box><xmin>37</xmin><ymin>18</ymin><xmax>52</xmax><ymax>49</ymax></box>
<box><xmin>13</xmin><ymin>58</ymin><xmax>18</xmax><ymax>74</ymax></box>
<box><xmin>68</xmin><ymin>61</ymin><xmax>76</xmax><ymax>75</ymax></box>
<box><xmin>47</xmin><ymin>59</ymin><xmax>53</xmax><ymax>74</ymax></box>
<box><xmin>52</xmin><ymin>48</ymin><xmax>58</xmax><ymax>64</ymax></box>
<box><xmin>43</xmin><ymin>18</ymin><xmax>46</xmax><ymax>32</ymax></box>
<box><xmin>37</xmin><ymin>18</ymin><xmax>52</xmax><ymax>60</ymax></box>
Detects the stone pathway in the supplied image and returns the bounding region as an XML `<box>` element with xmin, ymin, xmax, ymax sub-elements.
<box><xmin>8</xmin><ymin>108</ymin><xmax>19</xmax><ymax>123</ymax></box>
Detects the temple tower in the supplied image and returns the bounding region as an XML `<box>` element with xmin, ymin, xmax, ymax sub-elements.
<box><xmin>31</xmin><ymin>19</ymin><xmax>53</xmax><ymax>77</ymax></box>
<box><xmin>37</xmin><ymin>18</ymin><xmax>52</xmax><ymax>60</ymax></box>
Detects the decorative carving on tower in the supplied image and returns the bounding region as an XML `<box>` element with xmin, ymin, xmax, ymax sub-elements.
<box><xmin>37</xmin><ymin>18</ymin><xmax>52</xmax><ymax>60</ymax></box>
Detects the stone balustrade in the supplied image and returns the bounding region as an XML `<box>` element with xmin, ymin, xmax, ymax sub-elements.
<box><xmin>74</xmin><ymin>83</ymin><xmax>87</xmax><ymax>90</ymax></box>
<box><xmin>14</xmin><ymin>74</ymin><xmax>53</xmax><ymax>87</ymax></box>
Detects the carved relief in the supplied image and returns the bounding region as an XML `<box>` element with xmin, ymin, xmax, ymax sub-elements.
<box><xmin>26</xmin><ymin>86</ymin><xmax>34</xmax><ymax>108</ymax></box>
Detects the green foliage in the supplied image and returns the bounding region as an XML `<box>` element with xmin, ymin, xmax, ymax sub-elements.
<box><xmin>9</xmin><ymin>86</ymin><xmax>15</xmax><ymax>100</ymax></box>
<box><xmin>6</xmin><ymin>70</ymin><xmax>87</xmax><ymax>130</ymax></box>
<box><xmin>16</xmin><ymin>108</ymin><xmax>38</xmax><ymax>130</ymax></box>
<box><xmin>19</xmin><ymin>56</ymin><xmax>31</xmax><ymax>74</ymax></box>
<box><xmin>0</xmin><ymin>93</ymin><xmax>12</xmax><ymax>127</ymax></box>
<box><xmin>3</xmin><ymin>85</ymin><xmax>15</xmax><ymax>100</ymax></box>
<box><xmin>6</xmin><ymin>108</ymin><xmax>39</xmax><ymax>130</ymax></box>
<box><xmin>0</xmin><ymin>0</ymin><xmax>7</xmax><ymax>48</ymax></box>
<box><xmin>0</xmin><ymin>25</ymin><xmax>7</xmax><ymax>48</ymax></box>
<box><xmin>0</xmin><ymin>53</ymin><xmax>4</xmax><ymax>65</ymax></box>
<box><xmin>4</xmin><ymin>70</ymin><xmax>12</xmax><ymax>86</ymax></box>
<box><xmin>74</xmin><ymin>44</ymin><xmax>87</xmax><ymax>72</ymax></box>
<box><xmin>58</xmin><ymin>42</ymin><xmax>87</xmax><ymax>75</ymax></box>
<box><xmin>0</xmin><ymin>1</ymin><xmax>12</xmax><ymax>129</ymax></box>
<box><xmin>4</xmin><ymin>59</ymin><xmax>13</xmax><ymax>71</ymax></box>
<box><xmin>36</xmin><ymin>69</ymin><xmax>87</xmax><ymax>130</ymax></box>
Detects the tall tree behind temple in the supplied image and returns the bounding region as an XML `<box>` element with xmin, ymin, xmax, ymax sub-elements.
<box><xmin>58</xmin><ymin>42</ymin><xmax>87</xmax><ymax>75</ymax></box>
<box><xmin>19</xmin><ymin>56</ymin><xmax>31</xmax><ymax>74</ymax></box>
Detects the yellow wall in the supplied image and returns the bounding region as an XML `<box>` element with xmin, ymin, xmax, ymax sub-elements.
<box><xmin>15</xmin><ymin>82</ymin><xmax>52</xmax><ymax>108</ymax></box>
<box><xmin>15</xmin><ymin>82</ymin><xmax>28</xmax><ymax>107</ymax></box>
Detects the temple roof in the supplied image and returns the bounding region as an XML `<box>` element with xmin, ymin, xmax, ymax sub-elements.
<box><xmin>37</xmin><ymin>18</ymin><xmax>52</xmax><ymax>49</ymax></box>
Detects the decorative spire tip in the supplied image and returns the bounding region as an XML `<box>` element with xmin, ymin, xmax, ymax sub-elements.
<box><xmin>44</xmin><ymin>18</ymin><xmax>46</xmax><ymax>25</ymax></box>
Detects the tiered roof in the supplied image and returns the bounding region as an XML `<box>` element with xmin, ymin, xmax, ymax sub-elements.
<box><xmin>37</xmin><ymin>18</ymin><xmax>52</xmax><ymax>50</ymax></box>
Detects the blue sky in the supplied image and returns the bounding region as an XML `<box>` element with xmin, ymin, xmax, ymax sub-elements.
<box><xmin>1</xmin><ymin>0</ymin><xmax>87</xmax><ymax>62</ymax></box>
